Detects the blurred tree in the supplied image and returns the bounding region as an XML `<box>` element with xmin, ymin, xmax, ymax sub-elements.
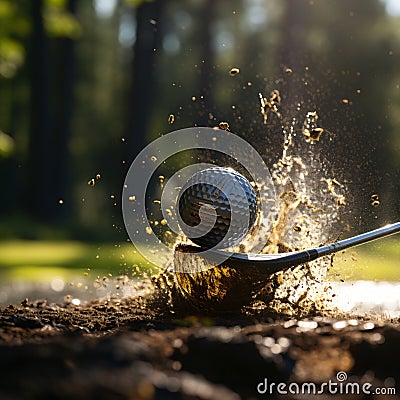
<box><xmin>278</xmin><ymin>0</ymin><xmax>308</xmax><ymax>117</ymax></box>
<box><xmin>0</xmin><ymin>0</ymin><xmax>27</xmax><ymax>79</ymax></box>
<box><xmin>26</xmin><ymin>0</ymin><xmax>52</xmax><ymax>220</ymax></box>
<box><xmin>0</xmin><ymin>0</ymin><xmax>30</xmax><ymax>217</ymax></box>
<box><xmin>51</xmin><ymin>0</ymin><xmax>78</xmax><ymax>221</ymax></box>
<box><xmin>26</xmin><ymin>0</ymin><xmax>81</xmax><ymax>222</ymax></box>
<box><xmin>299</xmin><ymin>0</ymin><xmax>399</xmax><ymax>226</ymax></box>
<box><xmin>0</xmin><ymin>0</ymin><xmax>81</xmax><ymax>225</ymax></box>
<box><xmin>196</xmin><ymin>0</ymin><xmax>216</xmax><ymax>126</ymax></box>
<box><xmin>125</xmin><ymin>0</ymin><xmax>164</xmax><ymax>163</ymax></box>
<box><xmin>66</xmin><ymin>0</ymin><xmax>128</xmax><ymax>235</ymax></box>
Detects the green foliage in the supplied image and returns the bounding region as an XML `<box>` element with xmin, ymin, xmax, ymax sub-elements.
<box><xmin>0</xmin><ymin>130</ymin><xmax>14</xmax><ymax>157</ymax></box>
<box><xmin>44</xmin><ymin>1</ymin><xmax>82</xmax><ymax>38</ymax></box>
<box><xmin>0</xmin><ymin>0</ymin><xmax>13</xmax><ymax>17</ymax></box>
<box><xmin>46</xmin><ymin>0</ymin><xmax>68</xmax><ymax>7</ymax></box>
<box><xmin>0</xmin><ymin>0</ymin><xmax>82</xmax><ymax>78</ymax></box>
<box><xmin>0</xmin><ymin>38</ymin><xmax>25</xmax><ymax>78</ymax></box>
<box><xmin>0</xmin><ymin>0</ymin><xmax>29</xmax><ymax>78</ymax></box>
<box><xmin>124</xmin><ymin>0</ymin><xmax>154</xmax><ymax>8</ymax></box>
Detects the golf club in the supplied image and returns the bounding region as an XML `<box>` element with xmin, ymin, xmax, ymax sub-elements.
<box><xmin>180</xmin><ymin>222</ymin><xmax>400</xmax><ymax>275</ymax></box>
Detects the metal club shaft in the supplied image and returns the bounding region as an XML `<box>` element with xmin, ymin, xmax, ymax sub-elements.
<box><xmin>315</xmin><ymin>222</ymin><xmax>400</xmax><ymax>257</ymax></box>
<box><xmin>201</xmin><ymin>222</ymin><xmax>400</xmax><ymax>274</ymax></box>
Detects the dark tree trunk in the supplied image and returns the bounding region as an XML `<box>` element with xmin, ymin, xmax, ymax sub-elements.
<box><xmin>27</xmin><ymin>0</ymin><xmax>53</xmax><ymax>221</ymax></box>
<box><xmin>126</xmin><ymin>0</ymin><xmax>164</xmax><ymax>164</ymax></box>
<box><xmin>52</xmin><ymin>0</ymin><xmax>77</xmax><ymax>222</ymax></box>
<box><xmin>278</xmin><ymin>0</ymin><xmax>307</xmax><ymax>116</ymax></box>
<box><xmin>197</xmin><ymin>0</ymin><xmax>216</xmax><ymax>126</ymax></box>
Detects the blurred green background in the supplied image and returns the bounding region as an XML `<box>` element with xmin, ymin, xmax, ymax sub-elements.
<box><xmin>0</xmin><ymin>0</ymin><xmax>399</xmax><ymax>292</ymax></box>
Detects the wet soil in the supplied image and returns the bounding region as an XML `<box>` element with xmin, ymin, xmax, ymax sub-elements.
<box><xmin>0</xmin><ymin>293</ymin><xmax>399</xmax><ymax>400</ymax></box>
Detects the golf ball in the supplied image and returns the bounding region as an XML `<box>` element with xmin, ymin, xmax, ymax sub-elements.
<box><xmin>178</xmin><ymin>167</ymin><xmax>258</xmax><ymax>249</ymax></box>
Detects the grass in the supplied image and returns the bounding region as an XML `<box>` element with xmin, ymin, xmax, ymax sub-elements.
<box><xmin>328</xmin><ymin>238</ymin><xmax>400</xmax><ymax>282</ymax></box>
<box><xmin>0</xmin><ymin>240</ymin><xmax>158</xmax><ymax>282</ymax></box>
<box><xmin>0</xmin><ymin>237</ymin><xmax>398</xmax><ymax>283</ymax></box>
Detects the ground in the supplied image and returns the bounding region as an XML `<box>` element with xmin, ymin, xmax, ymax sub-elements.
<box><xmin>0</xmin><ymin>292</ymin><xmax>399</xmax><ymax>400</ymax></box>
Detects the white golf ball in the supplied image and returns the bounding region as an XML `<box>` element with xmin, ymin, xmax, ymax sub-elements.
<box><xmin>178</xmin><ymin>167</ymin><xmax>258</xmax><ymax>249</ymax></box>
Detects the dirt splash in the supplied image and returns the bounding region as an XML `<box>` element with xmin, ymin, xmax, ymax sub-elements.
<box><xmin>140</xmin><ymin>89</ymin><xmax>348</xmax><ymax>317</ymax></box>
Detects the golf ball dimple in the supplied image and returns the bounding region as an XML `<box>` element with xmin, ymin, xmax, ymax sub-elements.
<box><xmin>178</xmin><ymin>167</ymin><xmax>258</xmax><ymax>249</ymax></box>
